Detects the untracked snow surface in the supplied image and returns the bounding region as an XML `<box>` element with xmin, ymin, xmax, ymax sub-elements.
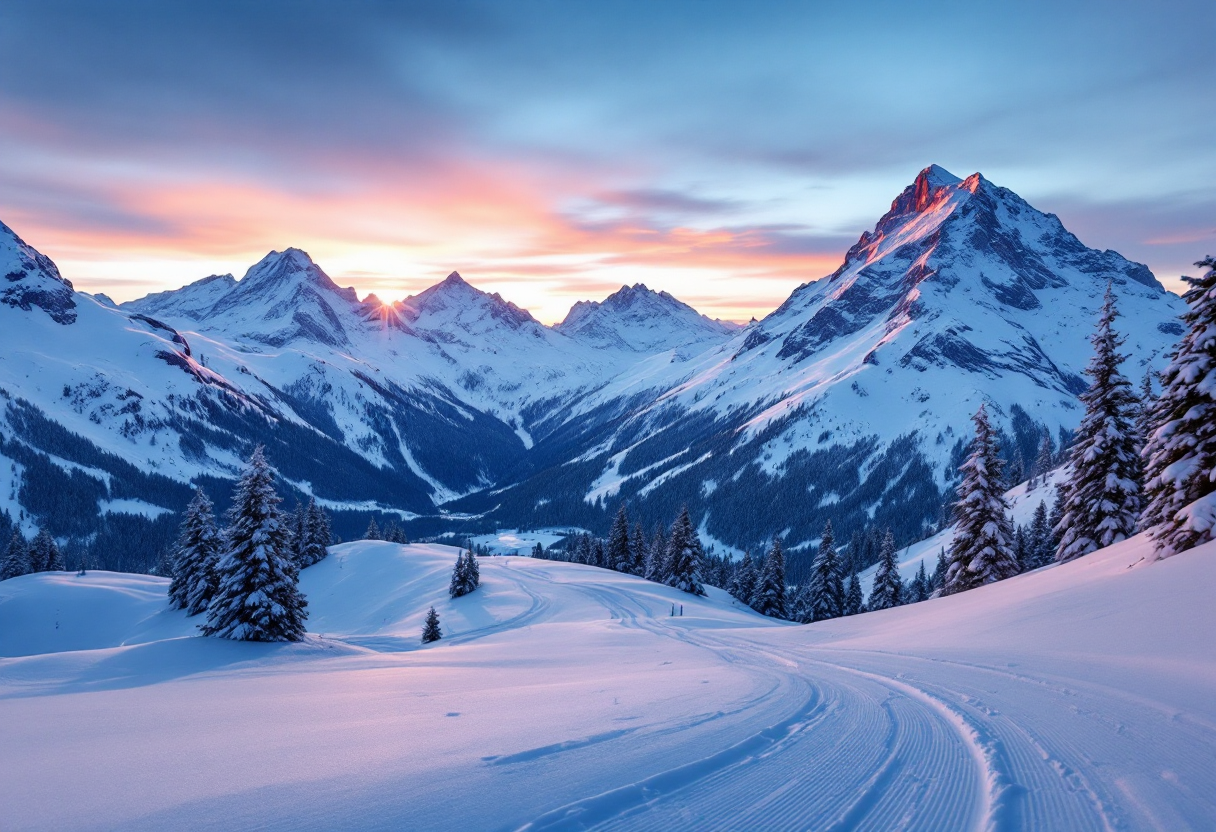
<box><xmin>1</xmin><ymin>539</ymin><xmax>1214</xmax><ymax>831</ymax></box>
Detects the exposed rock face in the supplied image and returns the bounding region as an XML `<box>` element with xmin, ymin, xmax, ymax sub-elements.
<box><xmin>0</xmin><ymin>220</ymin><xmax>76</xmax><ymax>324</ymax></box>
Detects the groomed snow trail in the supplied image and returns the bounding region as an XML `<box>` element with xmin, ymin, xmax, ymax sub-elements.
<box><xmin>1</xmin><ymin>538</ymin><xmax>1214</xmax><ymax>831</ymax></box>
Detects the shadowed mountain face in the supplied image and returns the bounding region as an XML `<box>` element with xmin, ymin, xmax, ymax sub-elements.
<box><xmin>0</xmin><ymin>166</ymin><xmax>1189</xmax><ymax>573</ymax></box>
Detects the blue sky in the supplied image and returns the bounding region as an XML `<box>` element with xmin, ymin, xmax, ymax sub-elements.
<box><xmin>1</xmin><ymin>0</ymin><xmax>1212</xmax><ymax>321</ymax></box>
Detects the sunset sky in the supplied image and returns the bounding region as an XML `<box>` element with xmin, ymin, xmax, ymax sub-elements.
<box><xmin>1</xmin><ymin>0</ymin><xmax>1213</xmax><ymax>323</ymax></box>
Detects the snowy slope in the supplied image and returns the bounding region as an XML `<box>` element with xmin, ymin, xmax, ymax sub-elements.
<box><xmin>1</xmin><ymin>537</ymin><xmax>1213</xmax><ymax>830</ymax></box>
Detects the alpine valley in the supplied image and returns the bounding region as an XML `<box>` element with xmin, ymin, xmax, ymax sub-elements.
<box><xmin>0</xmin><ymin>166</ymin><xmax>1187</xmax><ymax>575</ymax></box>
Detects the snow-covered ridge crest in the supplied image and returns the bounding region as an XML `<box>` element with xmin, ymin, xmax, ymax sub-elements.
<box><xmin>0</xmin><ymin>219</ymin><xmax>76</xmax><ymax>324</ymax></box>
<box><xmin>558</xmin><ymin>283</ymin><xmax>739</xmax><ymax>352</ymax></box>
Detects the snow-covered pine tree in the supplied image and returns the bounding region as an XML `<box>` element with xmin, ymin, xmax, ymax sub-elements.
<box><xmin>574</xmin><ymin>533</ymin><xmax>593</xmax><ymax>566</ymax></box>
<box><xmin>1142</xmin><ymin>256</ymin><xmax>1216</xmax><ymax>555</ymax></box>
<box><xmin>808</xmin><ymin>520</ymin><xmax>844</xmax><ymax>621</ymax></box>
<box><xmin>629</xmin><ymin>522</ymin><xmax>646</xmax><ymax>576</ymax></box>
<box><xmin>1026</xmin><ymin>428</ymin><xmax>1055</xmax><ymax>486</ymax></box>
<box><xmin>1135</xmin><ymin>370</ymin><xmax>1156</xmax><ymax>461</ymax></box>
<box><xmin>592</xmin><ymin>539</ymin><xmax>607</xmax><ymax>569</ymax></box>
<box><xmin>449</xmin><ymin>550</ymin><xmax>469</xmax><ymax>597</ymax></box>
<box><xmin>788</xmin><ymin>584</ymin><xmax>813</xmax><ymax>624</ymax></box>
<box><xmin>299</xmin><ymin>499</ymin><xmax>332</xmax><ymax>567</ymax></box>
<box><xmin>1056</xmin><ymin>285</ymin><xmax>1142</xmax><ymax>562</ymax></box>
<box><xmin>664</xmin><ymin>507</ymin><xmax>706</xmax><ymax>596</ymax></box>
<box><xmin>1048</xmin><ymin>484</ymin><xmax>1066</xmax><ymax>551</ymax></box>
<box><xmin>0</xmin><ymin>529</ymin><xmax>29</xmax><ymax>580</ymax></box>
<box><xmin>168</xmin><ymin>488</ymin><xmax>222</xmax><ymax>615</ymax></box>
<box><xmin>29</xmin><ymin>529</ymin><xmax>63</xmax><ymax>572</ymax></box>
<box><xmin>531</xmin><ymin>542</ymin><xmax>544</xmax><ymax>558</ymax></box>
<box><xmin>421</xmin><ymin>606</ymin><xmax>442</xmax><ymax>644</ymax></box>
<box><xmin>843</xmin><ymin>571</ymin><xmax>864</xmax><ymax>616</ymax></box>
<box><xmin>202</xmin><ymin>447</ymin><xmax>307</xmax><ymax>641</ymax></box>
<box><xmin>868</xmin><ymin>529</ymin><xmax>903</xmax><ymax>610</ymax></box>
<box><xmin>729</xmin><ymin>550</ymin><xmax>757</xmax><ymax>606</ymax></box>
<box><xmin>607</xmin><ymin>505</ymin><xmax>631</xmax><ymax>572</ymax></box>
<box><xmin>944</xmin><ymin>405</ymin><xmax>1019</xmax><ymax>595</ymax></box>
<box><xmin>466</xmin><ymin>546</ymin><xmax>480</xmax><ymax>588</ymax></box>
<box><xmin>1027</xmin><ymin>500</ymin><xmax>1053</xmax><ymax>570</ymax></box>
<box><xmin>364</xmin><ymin>517</ymin><xmax>381</xmax><ymax>541</ymax></box>
<box><xmin>909</xmin><ymin>561</ymin><xmax>931</xmax><ymax>603</ymax></box>
<box><xmin>646</xmin><ymin>524</ymin><xmax>668</xmax><ymax>582</ymax></box>
<box><xmin>752</xmin><ymin>536</ymin><xmax>787</xmax><ymax>618</ymax></box>
<box><xmin>930</xmin><ymin>548</ymin><xmax>948</xmax><ymax>591</ymax></box>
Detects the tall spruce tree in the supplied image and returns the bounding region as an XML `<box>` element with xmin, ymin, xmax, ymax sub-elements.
<box><xmin>909</xmin><ymin>561</ymin><xmax>931</xmax><ymax>603</ymax></box>
<box><xmin>752</xmin><ymin>537</ymin><xmax>787</xmax><ymax>618</ymax></box>
<box><xmin>30</xmin><ymin>529</ymin><xmax>64</xmax><ymax>572</ymax></box>
<box><xmin>730</xmin><ymin>551</ymin><xmax>757</xmax><ymax>606</ymax></box>
<box><xmin>1135</xmin><ymin>370</ymin><xmax>1156</xmax><ymax>464</ymax></box>
<box><xmin>298</xmin><ymin>499</ymin><xmax>331</xmax><ymax>567</ymax></box>
<box><xmin>1142</xmin><ymin>256</ymin><xmax>1216</xmax><ymax>555</ymax></box>
<box><xmin>1029</xmin><ymin>431</ymin><xmax>1054</xmax><ymax>490</ymax></box>
<box><xmin>843</xmin><ymin>571</ymin><xmax>864</xmax><ymax>616</ymax></box>
<box><xmin>628</xmin><ymin>522</ymin><xmax>647</xmax><ymax>576</ymax></box>
<box><xmin>664</xmin><ymin>507</ymin><xmax>706</xmax><ymax>596</ymax></box>
<box><xmin>930</xmin><ymin>549</ymin><xmax>948</xmax><ymax>592</ymax></box>
<box><xmin>1056</xmin><ymin>286</ymin><xmax>1142</xmax><ymax>561</ymax></box>
<box><xmin>364</xmin><ymin>517</ymin><xmax>381</xmax><ymax>541</ymax></box>
<box><xmin>202</xmin><ymin>447</ymin><xmax>307</xmax><ymax>641</ymax></box>
<box><xmin>449</xmin><ymin>548</ymin><xmax>480</xmax><ymax>597</ymax></box>
<box><xmin>168</xmin><ymin>488</ymin><xmax>222</xmax><ymax>615</ymax></box>
<box><xmin>1027</xmin><ymin>501</ymin><xmax>1053</xmax><ymax>570</ymax></box>
<box><xmin>944</xmin><ymin>405</ymin><xmax>1019</xmax><ymax>595</ymax></box>
<box><xmin>1</xmin><ymin>529</ymin><xmax>29</xmax><ymax>580</ymax></box>
<box><xmin>808</xmin><ymin>520</ymin><xmax>844</xmax><ymax>621</ymax></box>
<box><xmin>868</xmin><ymin>529</ymin><xmax>903</xmax><ymax>610</ymax></box>
<box><xmin>788</xmin><ymin>584</ymin><xmax>813</xmax><ymax>624</ymax></box>
<box><xmin>607</xmin><ymin>505</ymin><xmax>631</xmax><ymax>573</ymax></box>
<box><xmin>646</xmin><ymin>524</ymin><xmax>668</xmax><ymax>582</ymax></box>
<box><xmin>421</xmin><ymin>606</ymin><xmax>442</xmax><ymax>644</ymax></box>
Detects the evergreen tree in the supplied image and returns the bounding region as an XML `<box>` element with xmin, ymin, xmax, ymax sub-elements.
<box><xmin>299</xmin><ymin>499</ymin><xmax>331</xmax><ymax>567</ymax></box>
<box><xmin>909</xmin><ymin>561</ymin><xmax>931</xmax><ymax>603</ymax></box>
<box><xmin>1056</xmin><ymin>285</ymin><xmax>1142</xmax><ymax>561</ymax></box>
<box><xmin>592</xmin><ymin>539</ymin><xmax>607</xmax><ymax>569</ymax></box>
<box><xmin>664</xmin><ymin>507</ymin><xmax>706</xmax><ymax>596</ymax></box>
<box><xmin>202</xmin><ymin>447</ymin><xmax>307</xmax><ymax>641</ymax></box>
<box><xmin>628</xmin><ymin>522</ymin><xmax>647</xmax><ymax>576</ymax></box>
<box><xmin>843</xmin><ymin>571</ymin><xmax>864</xmax><ymax>616</ymax></box>
<box><xmin>168</xmin><ymin>488</ymin><xmax>222</xmax><ymax>616</ymax></box>
<box><xmin>449</xmin><ymin>548</ymin><xmax>480</xmax><ymax>597</ymax></box>
<box><xmin>575</xmin><ymin>533</ymin><xmax>594</xmax><ymax>566</ymax></box>
<box><xmin>808</xmin><ymin>520</ymin><xmax>844</xmax><ymax>621</ymax></box>
<box><xmin>607</xmin><ymin>505</ymin><xmax>631</xmax><ymax>572</ymax></box>
<box><xmin>729</xmin><ymin>551</ymin><xmax>757</xmax><ymax>606</ymax></box>
<box><xmin>531</xmin><ymin>542</ymin><xmax>544</xmax><ymax>558</ymax></box>
<box><xmin>788</xmin><ymin>584</ymin><xmax>813</xmax><ymax>624</ymax></box>
<box><xmin>1029</xmin><ymin>430</ymin><xmax>1054</xmax><ymax>490</ymax></box>
<box><xmin>1027</xmin><ymin>500</ymin><xmax>1054</xmax><ymax>570</ymax></box>
<box><xmin>30</xmin><ymin>529</ymin><xmax>64</xmax><ymax>572</ymax></box>
<box><xmin>421</xmin><ymin>606</ymin><xmax>442</xmax><ymax>644</ymax></box>
<box><xmin>0</xmin><ymin>530</ymin><xmax>29</xmax><ymax>580</ymax></box>
<box><xmin>1142</xmin><ymin>256</ymin><xmax>1216</xmax><ymax>555</ymax></box>
<box><xmin>868</xmin><ymin>529</ymin><xmax>903</xmax><ymax>610</ymax></box>
<box><xmin>752</xmin><ymin>536</ymin><xmax>787</xmax><ymax>618</ymax></box>
<box><xmin>646</xmin><ymin>524</ymin><xmax>668</xmax><ymax>582</ymax></box>
<box><xmin>364</xmin><ymin>517</ymin><xmax>381</xmax><ymax>541</ymax></box>
<box><xmin>944</xmin><ymin>405</ymin><xmax>1019</xmax><ymax>595</ymax></box>
<box><xmin>1048</xmin><ymin>484</ymin><xmax>1066</xmax><ymax>552</ymax></box>
<box><xmin>930</xmin><ymin>548</ymin><xmax>948</xmax><ymax>591</ymax></box>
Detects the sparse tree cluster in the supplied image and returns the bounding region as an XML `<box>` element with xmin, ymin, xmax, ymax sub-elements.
<box><xmin>449</xmin><ymin>547</ymin><xmax>481</xmax><ymax>598</ymax></box>
<box><xmin>0</xmin><ymin>518</ymin><xmax>66</xmax><ymax>580</ymax></box>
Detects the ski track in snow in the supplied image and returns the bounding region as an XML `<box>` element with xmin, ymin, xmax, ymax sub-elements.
<box><xmin>1</xmin><ymin>537</ymin><xmax>1214</xmax><ymax>831</ymax></box>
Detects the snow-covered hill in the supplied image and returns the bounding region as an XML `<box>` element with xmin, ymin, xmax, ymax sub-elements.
<box><xmin>1</xmin><ymin>538</ymin><xmax>1213</xmax><ymax>830</ymax></box>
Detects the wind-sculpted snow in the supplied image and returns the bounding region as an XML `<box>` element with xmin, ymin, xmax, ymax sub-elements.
<box><xmin>1</xmin><ymin>537</ymin><xmax>1213</xmax><ymax>830</ymax></box>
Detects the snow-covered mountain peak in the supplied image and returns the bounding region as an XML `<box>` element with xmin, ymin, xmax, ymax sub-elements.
<box><xmin>557</xmin><ymin>283</ymin><xmax>736</xmax><ymax>352</ymax></box>
<box><xmin>395</xmin><ymin>271</ymin><xmax>539</xmax><ymax>334</ymax></box>
<box><xmin>0</xmin><ymin>219</ymin><xmax>76</xmax><ymax>324</ymax></box>
<box><xmin>213</xmin><ymin>247</ymin><xmax>358</xmax><ymax>311</ymax></box>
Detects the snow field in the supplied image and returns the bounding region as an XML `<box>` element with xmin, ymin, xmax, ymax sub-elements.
<box><xmin>1</xmin><ymin>537</ymin><xmax>1214</xmax><ymax>830</ymax></box>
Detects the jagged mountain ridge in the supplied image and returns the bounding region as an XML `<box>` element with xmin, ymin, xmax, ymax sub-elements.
<box><xmin>0</xmin><ymin>165</ymin><xmax>1192</xmax><ymax>576</ymax></box>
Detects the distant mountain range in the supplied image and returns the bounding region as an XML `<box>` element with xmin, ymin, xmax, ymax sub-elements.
<box><xmin>0</xmin><ymin>166</ymin><xmax>1187</xmax><ymax>575</ymax></box>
